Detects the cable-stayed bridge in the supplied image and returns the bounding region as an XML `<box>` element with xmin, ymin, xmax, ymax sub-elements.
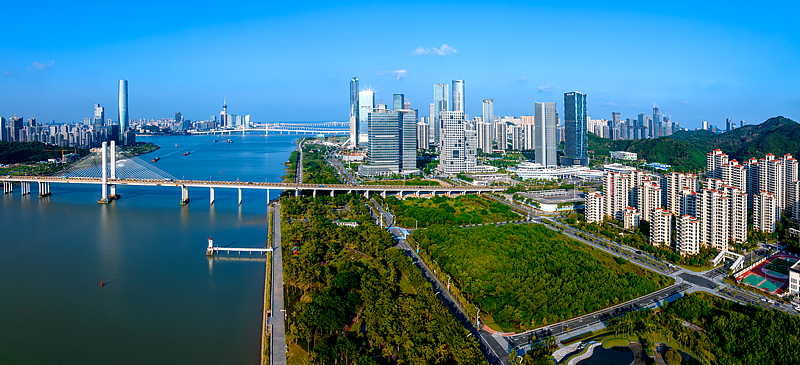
<box><xmin>2</xmin><ymin>141</ymin><xmax>500</xmax><ymax>205</ymax></box>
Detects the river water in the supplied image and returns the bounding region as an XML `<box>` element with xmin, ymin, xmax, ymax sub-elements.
<box><xmin>0</xmin><ymin>133</ymin><xmax>298</xmax><ymax>364</ymax></box>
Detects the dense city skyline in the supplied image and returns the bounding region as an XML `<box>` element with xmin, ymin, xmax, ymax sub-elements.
<box><xmin>2</xmin><ymin>1</ymin><xmax>798</xmax><ymax>128</ymax></box>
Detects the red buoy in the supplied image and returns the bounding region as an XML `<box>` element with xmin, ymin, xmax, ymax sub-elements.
<box><xmin>101</xmin><ymin>279</ymin><xmax>104</xmax><ymax>286</ymax></box>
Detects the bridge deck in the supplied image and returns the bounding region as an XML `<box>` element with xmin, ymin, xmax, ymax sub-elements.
<box><xmin>0</xmin><ymin>176</ymin><xmax>501</xmax><ymax>192</ymax></box>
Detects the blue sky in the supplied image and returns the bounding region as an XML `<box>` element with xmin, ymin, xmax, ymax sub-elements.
<box><xmin>2</xmin><ymin>1</ymin><xmax>798</xmax><ymax>129</ymax></box>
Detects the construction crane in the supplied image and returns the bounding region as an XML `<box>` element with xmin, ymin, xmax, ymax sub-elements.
<box><xmin>44</xmin><ymin>148</ymin><xmax>77</xmax><ymax>162</ymax></box>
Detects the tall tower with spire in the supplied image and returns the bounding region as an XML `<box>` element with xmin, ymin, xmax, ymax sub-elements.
<box><xmin>220</xmin><ymin>97</ymin><xmax>229</xmax><ymax>128</ymax></box>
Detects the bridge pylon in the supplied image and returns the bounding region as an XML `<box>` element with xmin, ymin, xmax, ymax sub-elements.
<box><xmin>98</xmin><ymin>141</ymin><xmax>109</xmax><ymax>204</ymax></box>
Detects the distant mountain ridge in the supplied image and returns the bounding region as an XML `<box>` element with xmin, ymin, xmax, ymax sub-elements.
<box><xmin>670</xmin><ymin>116</ymin><xmax>800</xmax><ymax>162</ymax></box>
<box><xmin>588</xmin><ymin>116</ymin><xmax>799</xmax><ymax>172</ymax></box>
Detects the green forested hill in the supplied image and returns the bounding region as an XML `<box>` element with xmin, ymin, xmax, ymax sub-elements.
<box><xmin>587</xmin><ymin>133</ymin><xmax>706</xmax><ymax>172</ymax></box>
<box><xmin>588</xmin><ymin>116</ymin><xmax>799</xmax><ymax>172</ymax></box>
<box><xmin>0</xmin><ymin>141</ymin><xmax>88</xmax><ymax>164</ymax></box>
<box><xmin>670</xmin><ymin>116</ymin><xmax>800</xmax><ymax>162</ymax></box>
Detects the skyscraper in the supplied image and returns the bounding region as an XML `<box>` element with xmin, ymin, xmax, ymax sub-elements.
<box><xmin>349</xmin><ymin>77</ymin><xmax>359</xmax><ymax>146</ymax></box>
<box><xmin>437</xmin><ymin>111</ymin><xmax>479</xmax><ymax>175</ymax></box>
<box><xmin>726</xmin><ymin>118</ymin><xmax>732</xmax><ymax>132</ymax></box>
<box><xmin>482</xmin><ymin>99</ymin><xmax>494</xmax><ymax>135</ymax></box>
<box><xmin>451</xmin><ymin>80</ymin><xmax>465</xmax><ymax>113</ymax></box>
<box><xmin>417</xmin><ymin>121</ymin><xmax>429</xmax><ymax>150</ymax></box>
<box><xmin>534</xmin><ymin>102</ymin><xmax>558</xmax><ymax>167</ymax></box>
<box><xmin>358</xmin><ymin>90</ymin><xmax>375</xmax><ymax>144</ymax></box>
<box><xmin>611</xmin><ymin>112</ymin><xmax>621</xmax><ymax>140</ymax></box>
<box><xmin>477</xmin><ymin>120</ymin><xmax>493</xmax><ymax>153</ymax></box>
<box><xmin>393</xmin><ymin>94</ymin><xmax>405</xmax><ymax>111</ymax></box>
<box><xmin>358</xmin><ymin>108</ymin><xmax>418</xmax><ymax>176</ymax></box>
<box><xmin>562</xmin><ymin>92</ymin><xmax>588</xmax><ymax>166</ymax></box>
<box><xmin>433</xmin><ymin>84</ymin><xmax>449</xmax><ymax>145</ymax></box>
<box><xmin>118</xmin><ymin>79</ymin><xmax>128</xmax><ymax>145</ymax></box>
<box><xmin>652</xmin><ymin>103</ymin><xmax>661</xmax><ymax>138</ymax></box>
<box><xmin>0</xmin><ymin>117</ymin><xmax>6</xmax><ymax>142</ymax></box>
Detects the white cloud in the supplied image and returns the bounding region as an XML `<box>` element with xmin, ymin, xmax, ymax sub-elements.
<box><xmin>432</xmin><ymin>44</ymin><xmax>458</xmax><ymax>56</ymax></box>
<box><xmin>630</xmin><ymin>104</ymin><xmax>637</xmax><ymax>108</ymax></box>
<box><xmin>27</xmin><ymin>60</ymin><xmax>54</xmax><ymax>71</ymax></box>
<box><xmin>597</xmin><ymin>95</ymin><xmax>603</xmax><ymax>98</ymax></box>
<box><xmin>519</xmin><ymin>77</ymin><xmax>528</xmax><ymax>81</ymax></box>
<box><xmin>411</xmin><ymin>47</ymin><xmax>431</xmax><ymax>56</ymax></box>
<box><xmin>411</xmin><ymin>44</ymin><xmax>458</xmax><ymax>56</ymax></box>
<box><xmin>377</xmin><ymin>69</ymin><xmax>408</xmax><ymax>80</ymax></box>
<box><xmin>602</xmin><ymin>101</ymin><xmax>617</xmax><ymax>106</ymax></box>
<box><xmin>538</xmin><ymin>86</ymin><xmax>552</xmax><ymax>93</ymax></box>
<box><xmin>4</xmin><ymin>70</ymin><xmax>11</xmax><ymax>76</ymax></box>
<box><xmin>681</xmin><ymin>101</ymin><xmax>689</xmax><ymax>105</ymax></box>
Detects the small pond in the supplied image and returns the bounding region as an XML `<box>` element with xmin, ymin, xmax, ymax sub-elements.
<box><xmin>576</xmin><ymin>346</ymin><xmax>634</xmax><ymax>365</ymax></box>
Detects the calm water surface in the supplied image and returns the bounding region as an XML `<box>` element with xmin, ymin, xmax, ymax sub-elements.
<box><xmin>576</xmin><ymin>346</ymin><xmax>634</xmax><ymax>365</ymax></box>
<box><xmin>0</xmin><ymin>134</ymin><xmax>297</xmax><ymax>364</ymax></box>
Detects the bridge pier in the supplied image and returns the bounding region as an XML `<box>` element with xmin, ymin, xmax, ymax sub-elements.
<box><xmin>238</xmin><ymin>188</ymin><xmax>242</xmax><ymax>205</ymax></box>
<box><xmin>364</xmin><ymin>190</ymin><xmax>369</xmax><ymax>199</ymax></box>
<box><xmin>180</xmin><ymin>185</ymin><xmax>190</xmax><ymax>205</ymax></box>
<box><xmin>3</xmin><ymin>181</ymin><xmax>10</xmax><ymax>194</ymax></box>
<box><xmin>295</xmin><ymin>189</ymin><xmax>299</xmax><ymax>197</ymax></box>
<box><xmin>416</xmin><ymin>190</ymin><xmax>421</xmax><ymax>197</ymax></box>
<box><xmin>313</xmin><ymin>189</ymin><xmax>316</xmax><ymax>198</ymax></box>
<box><xmin>381</xmin><ymin>190</ymin><xmax>386</xmax><ymax>199</ymax></box>
<box><xmin>330</xmin><ymin>190</ymin><xmax>334</xmax><ymax>197</ymax></box>
<box><xmin>209</xmin><ymin>187</ymin><xmax>215</xmax><ymax>205</ymax></box>
<box><xmin>38</xmin><ymin>182</ymin><xmax>51</xmax><ymax>197</ymax></box>
<box><xmin>20</xmin><ymin>182</ymin><xmax>30</xmax><ymax>196</ymax></box>
<box><xmin>266</xmin><ymin>189</ymin><xmax>270</xmax><ymax>204</ymax></box>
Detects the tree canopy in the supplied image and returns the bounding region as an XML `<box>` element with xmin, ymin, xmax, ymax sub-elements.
<box><xmin>384</xmin><ymin>195</ymin><xmax>522</xmax><ymax>228</ymax></box>
<box><xmin>281</xmin><ymin>195</ymin><xmax>486</xmax><ymax>364</ymax></box>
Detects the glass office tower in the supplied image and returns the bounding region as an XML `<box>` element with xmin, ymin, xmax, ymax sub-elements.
<box><xmin>118</xmin><ymin>79</ymin><xmax>128</xmax><ymax>145</ymax></box>
<box><xmin>562</xmin><ymin>91</ymin><xmax>588</xmax><ymax>166</ymax></box>
<box><xmin>451</xmin><ymin>80</ymin><xmax>465</xmax><ymax>113</ymax></box>
<box><xmin>433</xmin><ymin>84</ymin><xmax>449</xmax><ymax>145</ymax></box>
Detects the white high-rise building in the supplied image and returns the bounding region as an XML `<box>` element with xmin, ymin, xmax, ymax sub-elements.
<box><xmin>707</xmin><ymin>149</ymin><xmax>729</xmax><ymax>180</ymax></box>
<box><xmin>725</xmin><ymin>185</ymin><xmax>748</xmax><ymax>244</ymax></box>
<box><xmin>522</xmin><ymin>115</ymin><xmax>535</xmax><ymax>151</ymax></box>
<box><xmin>637</xmin><ymin>179</ymin><xmax>662</xmax><ymax>222</ymax></box>
<box><xmin>678</xmin><ymin>215</ymin><xmax>701</xmax><ymax>256</ymax></box>
<box><xmin>603</xmin><ymin>171</ymin><xmax>630</xmax><ymax>221</ymax></box>
<box><xmin>695</xmin><ymin>189</ymin><xmax>730</xmax><ymax>252</ymax></box>
<box><xmin>417</xmin><ymin>122</ymin><xmax>429</xmax><ymax>150</ymax></box>
<box><xmin>623</xmin><ymin>207</ymin><xmax>641</xmax><ymax>230</ymax></box>
<box><xmin>511</xmin><ymin>125</ymin><xmax>523</xmax><ymax>151</ymax></box>
<box><xmin>534</xmin><ymin>102</ymin><xmax>558</xmax><ymax>167</ymax></box>
<box><xmin>650</xmin><ymin>208</ymin><xmax>672</xmax><ymax>246</ymax></box>
<box><xmin>754</xmin><ymin>190</ymin><xmax>778</xmax><ymax>232</ymax></box>
<box><xmin>586</xmin><ymin>191</ymin><xmax>604</xmax><ymax>223</ymax></box>
<box><xmin>477</xmin><ymin>121</ymin><xmax>493</xmax><ymax>153</ymax></box>
<box><xmin>664</xmin><ymin>172</ymin><xmax>699</xmax><ymax>216</ymax></box>
<box><xmin>437</xmin><ymin>111</ymin><xmax>478</xmax><ymax>175</ymax></box>
<box><xmin>495</xmin><ymin>122</ymin><xmax>507</xmax><ymax>150</ymax></box>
